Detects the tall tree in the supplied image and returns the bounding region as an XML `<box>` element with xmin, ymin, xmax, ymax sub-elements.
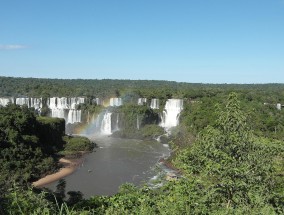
<box><xmin>174</xmin><ymin>93</ymin><xmax>280</xmax><ymax>212</ymax></box>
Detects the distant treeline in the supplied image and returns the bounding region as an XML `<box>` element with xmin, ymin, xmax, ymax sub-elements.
<box><xmin>1</xmin><ymin>76</ymin><xmax>284</xmax><ymax>103</ymax></box>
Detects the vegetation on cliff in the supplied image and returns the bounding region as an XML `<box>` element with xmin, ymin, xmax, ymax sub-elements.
<box><xmin>0</xmin><ymin>104</ymin><xmax>93</xmax><ymax>197</ymax></box>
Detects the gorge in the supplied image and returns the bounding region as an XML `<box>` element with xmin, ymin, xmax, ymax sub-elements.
<box><xmin>0</xmin><ymin>95</ymin><xmax>184</xmax><ymax>196</ymax></box>
<box><xmin>0</xmin><ymin>96</ymin><xmax>184</xmax><ymax>135</ymax></box>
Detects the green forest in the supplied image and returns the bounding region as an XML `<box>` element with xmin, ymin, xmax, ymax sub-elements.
<box><xmin>0</xmin><ymin>76</ymin><xmax>284</xmax><ymax>214</ymax></box>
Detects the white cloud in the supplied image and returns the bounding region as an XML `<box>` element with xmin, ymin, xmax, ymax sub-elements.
<box><xmin>0</xmin><ymin>44</ymin><xmax>27</xmax><ymax>50</ymax></box>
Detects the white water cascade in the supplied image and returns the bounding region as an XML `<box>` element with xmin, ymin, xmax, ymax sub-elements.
<box><xmin>114</xmin><ymin>113</ymin><xmax>120</xmax><ymax>131</ymax></box>
<box><xmin>0</xmin><ymin>97</ymin><xmax>42</xmax><ymax>111</ymax></box>
<box><xmin>51</xmin><ymin>108</ymin><xmax>66</xmax><ymax>119</ymax></box>
<box><xmin>110</xmin><ymin>98</ymin><xmax>122</xmax><ymax>106</ymax></box>
<box><xmin>0</xmin><ymin>98</ymin><xmax>14</xmax><ymax>106</ymax></box>
<box><xmin>30</xmin><ymin>98</ymin><xmax>42</xmax><ymax>110</ymax></box>
<box><xmin>67</xmin><ymin>110</ymin><xmax>82</xmax><ymax>124</ymax></box>
<box><xmin>160</xmin><ymin>99</ymin><xmax>184</xmax><ymax>129</ymax></box>
<box><xmin>137</xmin><ymin>116</ymin><xmax>141</xmax><ymax>130</ymax></box>
<box><xmin>150</xmin><ymin>99</ymin><xmax>159</xmax><ymax>109</ymax></box>
<box><xmin>70</xmin><ymin>97</ymin><xmax>85</xmax><ymax>109</ymax></box>
<box><xmin>101</xmin><ymin>112</ymin><xmax>112</xmax><ymax>135</ymax></box>
<box><xmin>85</xmin><ymin>110</ymin><xmax>121</xmax><ymax>135</ymax></box>
<box><xmin>93</xmin><ymin>98</ymin><xmax>102</xmax><ymax>106</ymax></box>
<box><xmin>138</xmin><ymin>98</ymin><xmax>147</xmax><ymax>105</ymax></box>
<box><xmin>48</xmin><ymin>97</ymin><xmax>85</xmax><ymax>124</ymax></box>
<box><xmin>16</xmin><ymin>98</ymin><xmax>29</xmax><ymax>106</ymax></box>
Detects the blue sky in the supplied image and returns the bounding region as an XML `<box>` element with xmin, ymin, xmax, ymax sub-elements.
<box><xmin>0</xmin><ymin>0</ymin><xmax>283</xmax><ymax>83</ymax></box>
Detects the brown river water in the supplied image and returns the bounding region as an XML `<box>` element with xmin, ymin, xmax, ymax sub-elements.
<box><xmin>45</xmin><ymin>135</ymin><xmax>170</xmax><ymax>198</ymax></box>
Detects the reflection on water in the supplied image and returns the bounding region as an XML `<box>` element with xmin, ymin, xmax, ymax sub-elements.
<box><xmin>45</xmin><ymin>135</ymin><xmax>170</xmax><ymax>198</ymax></box>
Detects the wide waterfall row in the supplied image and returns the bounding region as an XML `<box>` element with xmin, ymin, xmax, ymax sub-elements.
<box><xmin>47</xmin><ymin>97</ymin><xmax>85</xmax><ymax>109</ymax></box>
<box><xmin>0</xmin><ymin>97</ymin><xmax>42</xmax><ymax>110</ymax></box>
<box><xmin>160</xmin><ymin>99</ymin><xmax>184</xmax><ymax>129</ymax></box>
<box><xmin>1</xmin><ymin>96</ymin><xmax>184</xmax><ymax>130</ymax></box>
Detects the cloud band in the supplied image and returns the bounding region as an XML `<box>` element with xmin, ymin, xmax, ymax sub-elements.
<box><xmin>0</xmin><ymin>44</ymin><xmax>27</xmax><ymax>50</ymax></box>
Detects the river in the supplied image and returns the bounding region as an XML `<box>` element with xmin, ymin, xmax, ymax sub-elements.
<box><xmin>45</xmin><ymin>135</ymin><xmax>170</xmax><ymax>198</ymax></box>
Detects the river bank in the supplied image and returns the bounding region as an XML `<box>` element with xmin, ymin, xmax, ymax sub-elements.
<box><xmin>32</xmin><ymin>157</ymin><xmax>83</xmax><ymax>187</ymax></box>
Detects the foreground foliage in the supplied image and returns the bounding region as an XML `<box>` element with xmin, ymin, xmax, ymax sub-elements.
<box><xmin>0</xmin><ymin>105</ymin><xmax>93</xmax><ymax>196</ymax></box>
<box><xmin>174</xmin><ymin>93</ymin><xmax>284</xmax><ymax>213</ymax></box>
<box><xmin>0</xmin><ymin>105</ymin><xmax>63</xmax><ymax>193</ymax></box>
<box><xmin>1</xmin><ymin>93</ymin><xmax>283</xmax><ymax>214</ymax></box>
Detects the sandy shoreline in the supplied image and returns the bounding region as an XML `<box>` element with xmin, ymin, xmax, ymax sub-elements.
<box><xmin>32</xmin><ymin>157</ymin><xmax>83</xmax><ymax>187</ymax></box>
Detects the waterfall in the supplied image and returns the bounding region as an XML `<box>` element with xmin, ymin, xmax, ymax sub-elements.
<box><xmin>30</xmin><ymin>98</ymin><xmax>42</xmax><ymax>110</ymax></box>
<box><xmin>110</xmin><ymin>98</ymin><xmax>122</xmax><ymax>106</ymax></box>
<box><xmin>48</xmin><ymin>97</ymin><xmax>67</xmax><ymax>120</ymax></box>
<box><xmin>1</xmin><ymin>96</ymin><xmax>84</xmax><ymax>125</ymax></box>
<box><xmin>113</xmin><ymin>113</ymin><xmax>120</xmax><ymax>131</ymax></box>
<box><xmin>0</xmin><ymin>97</ymin><xmax>42</xmax><ymax>111</ymax></box>
<box><xmin>101</xmin><ymin>112</ymin><xmax>112</xmax><ymax>135</ymax></box>
<box><xmin>48</xmin><ymin>97</ymin><xmax>85</xmax><ymax>124</ymax></box>
<box><xmin>160</xmin><ymin>99</ymin><xmax>183</xmax><ymax>129</ymax></box>
<box><xmin>150</xmin><ymin>99</ymin><xmax>159</xmax><ymax>109</ymax></box>
<box><xmin>51</xmin><ymin>108</ymin><xmax>66</xmax><ymax>119</ymax></box>
<box><xmin>137</xmin><ymin>115</ymin><xmax>140</xmax><ymax>130</ymax></box>
<box><xmin>93</xmin><ymin>98</ymin><xmax>102</xmax><ymax>105</ymax></box>
<box><xmin>16</xmin><ymin>98</ymin><xmax>30</xmax><ymax>107</ymax></box>
<box><xmin>0</xmin><ymin>98</ymin><xmax>14</xmax><ymax>106</ymax></box>
<box><xmin>70</xmin><ymin>97</ymin><xmax>85</xmax><ymax>109</ymax></box>
<box><xmin>56</xmin><ymin>97</ymin><xmax>69</xmax><ymax>109</ymax></box>
<box><xmin>48</xmin><ymin>97</ymin><xmax>57</xmax><ymax>109</ymax></box>
<box><xmin>138</xmin><ymin>98</ymin><xmax>147</xmax><ymax>105</ymax></box>
<box><xmin>70</xmin><ymin>98</ymin><xmax>77</xmax><ymax>109</ymax></box>
<box><xmin>67</xmin><ymin>110</ymin><xmax>82</xmax><ymax>124</ymax></box>
<box><xmin>83</xmin><ymin>110</ymin><xmax>121</xmax><ymax>135</ymax></box>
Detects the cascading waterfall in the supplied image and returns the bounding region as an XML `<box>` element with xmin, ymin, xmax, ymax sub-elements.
<box><xmin>114</xmin><ymin>113</ymin><xmax>120</xmax><ymax>131</ymax></box>
<box><xmin>150</xmin><ymin>99</ymin><xmax>159</xmax><ymax>109</ymax></box>
<box><xmin>83</xmin><ymin>109</ymin><xmax>122</xmax><ymax>135</ymax></box>
<box><xmin>137</xmin><ymin>115</ymin><xmax>141</xmax><ymax>130</ymax></box>
<box><xmin>1</xmin><ymin>96</ymin><xmax>186</xmax><ymax>136</ymax></box>
<box><xmin>56</xmin><ymin>97</ymin><xmax>69</xmax><ymax>109</ymax></box>
<box><xmin>48</xmin><ymin>97</ymin><xmax>85</xmax><ymax>124</ymax></box>
<box><xmin>0</xmin><ymin>97</ymin><xmax>42</xmax><ymax>111</ymax></box>
<box><xmin>30</xmin><ymin>98</ymin><xmax>42</xmax><ymax>110</ymax></box>
<box><xmin>138</xmin><ymin>98</ymin><xmax>147</xmax><ymax>105</ymax></box>
<box><xmin>51</xmin><ymin>108</ymin><xmax>66</xmax><ymax>119</ymax></box>
<box><xmin>101</xmin><ymin>112</ymin><xmax>112</xmax><ymax>135</ymax></box>
<box><xmin>16</xmin><ymin>98</ymin><xmax>29</xmax><ymax>106</ymax></box>
<box><xmin>70</xmin><ymin>97</ymin><xmax>85</xmax><ymax>109</ymax></box>
<box><xmin>1</xmin><ymin>96</ymin><xmax>84</xmax><ymax>125</ymax></box>
<box><xmin>67</xmin><ymin>110</ymin><xmax>82</xmax><ymax>124</ymax></box>
<box><xmin>93</xmin><ymin>98</ymin><xmax>102</xmax><ymax>106</ymax></box>
<box><xmin>48</xmin><ymin>97</ymin><xmax>57</xmax><ymax>109</ymax></box>
<box><xmin>110</xmin><ymin>98</ymin><xmax>122</xmax><ymax>106</ymax></box>
<box><xmin>160</xmin><ymin>99</ymin><xmax>183</xmax><ymax>129</ymax></box>
<box><xmin>0</xmin><ymin>98</ymin><xmax>14</xmax><ymax>106</ymax></box>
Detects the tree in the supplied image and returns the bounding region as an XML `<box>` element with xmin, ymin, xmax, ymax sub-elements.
<box><xmin>174</xmin><ymin>93</ymin><xmax>281</xmax><ymax>212</ymax></box>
